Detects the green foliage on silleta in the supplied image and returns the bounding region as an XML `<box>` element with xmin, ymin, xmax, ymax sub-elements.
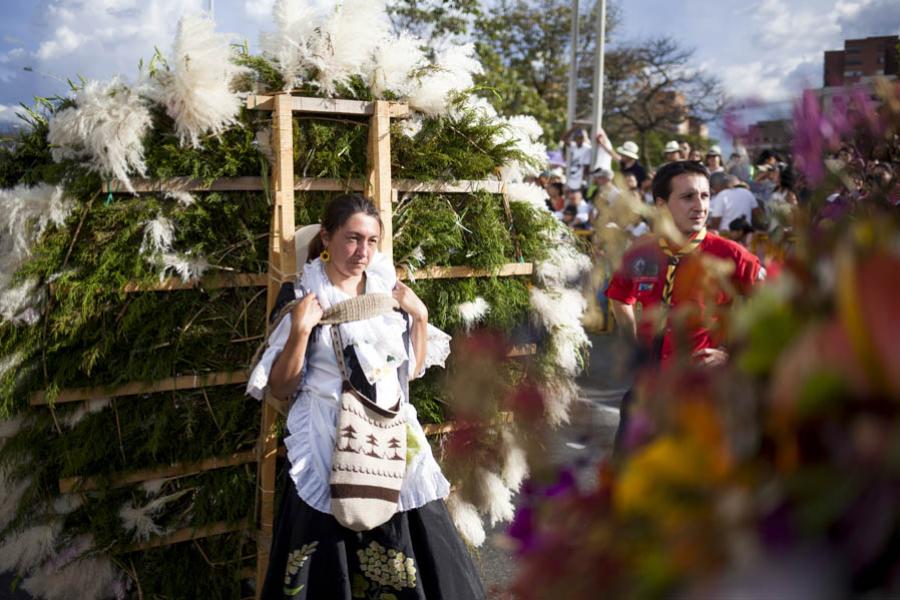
<box><xmin>0</xmin><ymin>56</ymin><xmax>560</xmax><ymax>595</ymax></box>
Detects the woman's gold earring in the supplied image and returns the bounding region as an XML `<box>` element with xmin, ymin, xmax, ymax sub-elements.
<box><xmin>320</xmin><ymin>249</ymin><xmax>331</xmax><ymax>263</ymax></box>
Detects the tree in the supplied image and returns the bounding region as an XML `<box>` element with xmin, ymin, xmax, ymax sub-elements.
<box><xmin>602</xmin><ymin>37</ymin><xmax>726</xmax><ymax>166</ymax></box>
<box><xmin>388</xmin><ymin>0</ymin><xmax>484</xmax><ymax>43</ymax></box>
<box><xmin>474</xmin><ymin>0</ymin><xmax>620</xmax><ymax>142</ymax></box>
<box><xmin>389</xmin><ymin>0</ymin><xmax>726</xmax><ymax>154</ymax></box>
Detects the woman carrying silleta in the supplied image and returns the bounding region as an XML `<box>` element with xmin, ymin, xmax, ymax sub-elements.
<box><xmin>247</xmin><ymin>194</ymin><xmax>485</xmax><ymax>599</ymax></box>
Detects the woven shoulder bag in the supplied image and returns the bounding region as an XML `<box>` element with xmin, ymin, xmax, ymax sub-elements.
<box><xmin>327</xmin><ymin>296</ymin><xmax>408</xmax><ymax>531</ymax></box>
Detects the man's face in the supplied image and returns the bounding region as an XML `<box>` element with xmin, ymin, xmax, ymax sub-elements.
<box><xmin>574</xmin><ymin>132</ymin><xmax>585</xmax><ymax>146</ymax></box>
<box><xmin>624</xmin><ymin>173</ymin><xmax>638</xmax><ymax>190</ymax></box>
<box><xmin>662</xmin><ymin>173</ymin><xmax>710</xmax><ymax>236</ymax></box>
<box><xmin>664</xmin><ymin>151</ymin><xmax>680</xmax><ymax>162</ymax></box>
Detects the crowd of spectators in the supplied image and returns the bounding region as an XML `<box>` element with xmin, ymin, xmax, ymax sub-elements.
<box><xmin>529</xmin><ymin>126</ymin><xmax>897</xmax><ymax>251</ymax></box>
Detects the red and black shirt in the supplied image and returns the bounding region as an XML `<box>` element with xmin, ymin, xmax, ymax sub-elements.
<box><xmin>605</xmin><ymin>231</ymin><xmax>760</xmax><ymax>363</ymax></box>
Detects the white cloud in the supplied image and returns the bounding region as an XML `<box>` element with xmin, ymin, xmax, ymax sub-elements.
<box><xmin>712</xmin><ymin>0</ymin><xmax>898</xmax><ymax>104</ymax></box>
<box><xmin>244</xmin><ymin>0</ymin><xmax>275</xmax><ymax>20</ymax></box>
<box><xmin>26</xmin><ymin>0</ymin><xmax>206</xmax><ymax>88</ymax></box>
<box><xmin>0</xmin><ymin>104</ymin><xmax>20</xmax><ymax>123</ymax></box>
<box><xmin>0</xmin><ymin>47</ymin><xmax>24</xmax><ymax>82</ymax></box>
<box><xmin>36</xmin><ymin>25</ymin><xmax>85</xmax><ymax>60</ymax></box>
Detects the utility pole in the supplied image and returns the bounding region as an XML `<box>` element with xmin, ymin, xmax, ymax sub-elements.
<box><xmin>590</xmin><ymin>0</ymin><xmax>607</xmax><ymax>168</ymax></box>
<box><xmin>208</xmin><ymin>0</ymin><xmax>215</xmax><ymax>18</ymax></box>
<box><xmin>565</xmin><ymin>0</ymin><xmax>580</xmax><ymax>177</ymax></box>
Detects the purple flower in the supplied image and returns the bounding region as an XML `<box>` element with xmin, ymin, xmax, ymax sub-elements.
<box><xmin>792</xmin><ymin>90</ymin><xmax>827</xmax><ymax>185</ymax></box>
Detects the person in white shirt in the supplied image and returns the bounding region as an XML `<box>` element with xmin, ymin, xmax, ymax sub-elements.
<box><xmin>566</xmin><ymin>187</ymin><xmax>595</xmax><ymax>227</ymax></box>
<box><xmin>708</xmin><ymin>172</ymin><xmax>758</xmax><ymax>236</ymax></box>
<box><xmin>561</xmin><ymin>127</ymin><xmax>593</xmax><ymax>192</ymax></box>
<box><xmin>248</xmin><ymin>194</ymin><xmax>485</xmax><ymax>599</ymax></box>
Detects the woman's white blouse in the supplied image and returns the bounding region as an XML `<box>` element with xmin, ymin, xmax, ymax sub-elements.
<box><xmin>246</xmin><ymin>262</ymin><xmax>452</xmax><ymax>514</ymax></box>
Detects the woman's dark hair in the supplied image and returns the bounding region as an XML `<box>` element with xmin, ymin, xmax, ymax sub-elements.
<box><xmin>777</xmin><ymin>163</ymin><xmax>795</xmax><ymax>192</ymax></box>
<box><xmin>547</xmin><ymin>181</ymin><xmax>564</xmax><ymax>196</ymax></box>
<box><xmin>307</xmin><ymin>193</ymin><xmax>383</xmax><ymax>261</ymax></box>
<box><xmin>651</xmin><ymin>160</ymin><xmax>710</xmax><ymax>203</ymax></box>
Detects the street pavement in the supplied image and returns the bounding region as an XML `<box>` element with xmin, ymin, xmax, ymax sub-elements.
<box><xmin>475</xmin><ymin>331</ymin><xmax>631</xmax><ymax>597</ymax></box>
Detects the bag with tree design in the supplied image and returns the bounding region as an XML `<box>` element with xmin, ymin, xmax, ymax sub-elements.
<box><xmin>328</xmin><ymin>319</ymin><xmax>408</xmax><ymax>531</ymax></box>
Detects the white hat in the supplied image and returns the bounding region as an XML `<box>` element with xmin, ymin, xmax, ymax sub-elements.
<box><xmin>663</xmin><ymin>140</ymin><xmax>680</xmax><ymax>154</ymax></box>
<box><xmin>295</xmin><ymin>223</ymin><xmax>322</xmax><ymax>271</ymax></box>
<box><xmin>616</xmin><ymin>141</ymin><xmax>640</xmax><ymax>160</ymax></box>
<box><xmin>706</xmin><ymin>145</ymin><xmax>722</xmax><ymax>156</ymax></box>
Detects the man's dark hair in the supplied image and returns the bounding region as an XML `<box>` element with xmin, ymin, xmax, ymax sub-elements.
<box><xmin>652</xmin><ymin>160</ymin><xmax>711</xmax><ymax>203</ymax></box>
<box><xmin>755</xmin><ymin>149</ymin><xmax>779</xmax><ymax>165</ymax></box>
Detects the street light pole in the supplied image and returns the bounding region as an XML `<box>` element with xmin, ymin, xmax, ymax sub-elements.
<box><xmin>565</xmin><ymin>0</ymin><xmax>580</xmax><ymax>177</ymax></box>
<box><xmin>591</xmin><ymin>0</ymin><xmax>607</xmax><ymax>168</ymax></box>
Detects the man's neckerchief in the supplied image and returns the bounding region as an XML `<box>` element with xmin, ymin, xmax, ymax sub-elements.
<box><xmin>658</xmin><ymin>227</ymin><xmax>707</xmax><ymax>305</ymax></box>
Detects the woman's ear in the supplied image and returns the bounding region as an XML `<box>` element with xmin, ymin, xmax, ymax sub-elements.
<box><xmin>319</xmin><ymin>229</ymin><xmax>330</xmax><ymax>246</ymax></box>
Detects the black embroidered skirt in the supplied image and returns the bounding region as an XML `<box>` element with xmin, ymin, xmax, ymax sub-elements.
<box><xmin>261</xmin><ymin>474</ymin><xmax>486</xmax><ymax>599</ymax></box>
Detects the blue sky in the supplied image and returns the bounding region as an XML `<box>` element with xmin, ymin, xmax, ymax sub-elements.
<box><xmin>1</xmin><ymin>0</ymin><xmax>898</xmax><ymax>137</ymax></box>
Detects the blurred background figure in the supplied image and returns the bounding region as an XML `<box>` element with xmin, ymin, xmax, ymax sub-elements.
<box><xmin>663</xmin><ymin>140</ymin><xmax>682</xmax><ymax>163</ymax></box>
<box><xmin>705</xmin><ymin>145</ymin><xmax>725</xmax><ymax>172</ymax></box>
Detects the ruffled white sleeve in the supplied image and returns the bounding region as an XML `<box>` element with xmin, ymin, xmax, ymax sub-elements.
<box><xmin>408</xmin><ymin>324</ymin><xmax>452</xmax><ymax>379</ymax></box>
<box><xmin>246</xmin><ymin>314</ymin><xmax>294</xmax><ymax>400</ymax></box>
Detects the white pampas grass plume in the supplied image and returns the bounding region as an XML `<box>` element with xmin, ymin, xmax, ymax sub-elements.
<box><xmin>52</xmin><ymin>494</ymin><xmax>84</xmax><ymax>516</ymax></box>
<box><xmin>408</xmin><ymin>43</ymin><xmax>483</xmax><ymax>115</ymax></box>
<box><xmin>496</xmin><ymin>115</ymin><xmax>547</xmax><ymax>181</ymax></box>
<box><xmin>399</xmin><ymin>115</ymin><xmax>423</xmax><ymax>139</ymax></box>
<box><xmin>474</xmin><ymin>467</ymin><xmax>515</xmax><ymax>526</ymax></box>
<box><xmin>529</xmin><ymin>287</ymin><xmax>586</xmax><ymax>331</ymax></box>
<box><xmin>539</xmin><ymin>378</ymin><xmax>580</xmax><ymax>426</ymax></box>
<box><xmin>0</xmin><ymin>184</ymin><xmax>74</xmax><ymax>321</ymax></box>
<box><xmin>119</xmin><ymin>490</ymin><xmax>188</xmax><ymax>542</ymax></box>
<box><xmin>458</xmin><ymin>95</ymin><xmax>498</xmax><ymax>120</ymax></box>
<box><xmin>549</xmin><ymin>325</ymin><xmax>590</xmax><ymax>377</ymax></box>
<box><xmin>165</xmin><ymin>191</ymin><xmax>196</xmax><ymax>207</ymax></box>
<box><xmin>47</xmin><ymin>78</ymin><xmax>151</xmax><ymax>193</ymax></box>
<box><xmin>456</xmin><ymin>297</ymin><xmax>490</xmax><ymax>331</ymax></box>
<box><xmin>310</xmin><ymin>0</ymin><xmax>390</xmax><ymax>95</ymax></box>
<box><xmin>140</xmin><ymin>478</ymin><xmax>168</xmax><ymax>496</ymax></box>
<box><xmin>507</xmin><ymin>182</ymin><xmax>549</xmax><ymax>213</ymax></box>
<box><xmin>140</xmin><ymin>214</ymin><xmax>174</xmax><ymax>256</ymax></box>
<box><xmin>500</xmin><ymin>429</ymin><xmax>529</xmax><ymax>492</ymax></box>
<box><xmin>61</xmin><ymin>398</ymin><xmax>111</xmax><ymax>429</ymax></box>
<box><xmin>371</xmin><ymin>33</ymin><xmax>426</xmax><ymax>98</ymax></box>
<box><xmin>0</xmin><ymin>184</ymin><xmax>73</xmax><ymax>259</ymax></box>
<box><xmin>535</xmin><ymin>243</ymin><xmax>592</xmax><ymax>287</ymax></box>
<box><xmin>0</xmin><ymin>351</ymin><xmax>25</xmax><ymax>384</ymax></box>
<box><xmin>254</xmin><ymin>127</ymin><xmax>274</xmax><ymax>163</ymax></box>
<box><xmin>446</xmin><ymin>492</ymin><xmax>485</xmax><ymax>547</ymax></box>
<box><xmin>260</xmin><ymin>0</ymin><xmax>323</xmax><ymax>89</ymax></box>
<box><xmin>0</xmin><ymin>414</ymin><xmax>25</xmax><ymax>442</ymax></box>
<box><xmin>23</xmin><ymin>555</ymin><xmax>118</xmax><ymax>600</ymax></box>
<box><xmin>147</xmin><ymin>15</ymin><xmax>249</xmax><ymax>148</ymax></box>
<box><xmin>160</xmin><ymin>252</ymin><xmax>209</xmax><ymax>283</ymax></box>
<box><xmin>140</xmin><ymin>213</ymin><xmax>174</xmax><ymax>256</ymax></box>
<box><xmin>0</xmin><ymin>521</ymin><xmax>61</xmax><ymax>573</ymax></box>
<box><xmin>0</xmin><ymin>474</ymin><xmax>31</xmax><ymax>530</ymax></box>
<box><xmin>0</xmin><ymin>278</ymin><xmax>43</xmax><ymax>323</ymax></box>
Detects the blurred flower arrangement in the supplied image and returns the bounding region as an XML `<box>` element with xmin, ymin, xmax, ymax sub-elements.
<box><xmin>499</xmin><ymin>80</ymin><xmax>900</xmax><ymax>599</ymax></box>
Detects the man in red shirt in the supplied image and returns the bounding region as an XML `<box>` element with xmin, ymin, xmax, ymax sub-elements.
<box><xmin>605</xmin><ymin>160</ymin><xmax>762</xmax><ymax>452</ymax></box>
